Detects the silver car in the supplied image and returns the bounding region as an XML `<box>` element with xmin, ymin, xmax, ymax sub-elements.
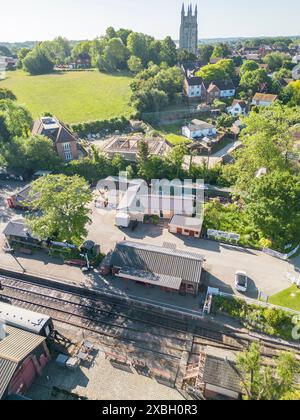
<box><xmin>235</xmin><ymin>271</ymin><xmax>248</xmax><ymax>293</ymax></box>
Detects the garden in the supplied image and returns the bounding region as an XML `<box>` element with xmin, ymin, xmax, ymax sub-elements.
<box><xmin>212</xmin><ymin>295</ymin><xmax>298</xmax><ymax>342</ymax></box>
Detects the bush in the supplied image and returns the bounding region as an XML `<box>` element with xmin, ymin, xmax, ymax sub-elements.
<box><xmin>72</xmin><ymin>116</ymin><xmax>130</xmax><ymax>137</ymax></box>
<box><xmin>213</xmin><ymin>295</ymin><xmax>295</xmax><ymax>341</ymax></box>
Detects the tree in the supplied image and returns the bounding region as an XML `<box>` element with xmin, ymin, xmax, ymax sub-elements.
<box><xmin>282</xmin><ymin>81</ymin><xmax>300</xmax><ymax>106</ymax></box>
<box><xmin>229</xmin><ymin>104</ymin><xmax>299</xmax><ymax>191</ymax></box>
<box><xmin>131</xmin><ymin>88</ymin><xmax>168</xmax><ymax>113</ymax></box>
<box><xmin>198</xmin><ymin>44</ymin><xmax>214</xmax><ymax>64</ymax></box>
<box><xmin>159</xmin><ymin>36</ymin><xmax>178</xmax><ymax>66</ymax></box>
<box><xmin>17</xmin><ymin>47</ymin><xmax>31</xmax><ymax>69</ymax></box>
<box><xmin>165</xmin><ymin>145</ymin><xmax>187</xmax><ymax>178</ymax></box>
<box><xmin>127</xmin><ymin>56</ymin><xmax>143</xmax><ymax>74</ymax></box>
<box><xmin>137</xmin><ymin>137</ymin><xmax>150</xmax><ymax>178</ymax></box>
<box><xmin>22</xmin><ymin>135</ymin><xmax>61</xmax><ymax>172</ymax></box>
<box><xmin>216</xmin><ymin>114</ymin><xmax>235</xmax><ymax>129</ymax></box>
<box><xmin>240</xmin><ymin>60</ymin><xmax>259</xmax><ymax>75</ymax></box>
<box><xmin>127</xmin><ymin>32</ymin><xmax>153</xmax><ymax>66</ymax></box>
<box><xmin>27</xmin><ymin>174</ymin><xmax>92</xmax><ymax>245</ymax></box>
<box><xmin>99</xmin><ymin>38</ymin><xmax>129</xmax><ymax>72</ymax></box>
<box><xmin>116</xmin><ymin>28</ymin><xmax>133</xmax><ymax>46</ymax></box>
<box><xmin>71</xmin><ymin>41</ymin><xmax>92</xmax><ymax>63</ymax></box>
<box><xmin>0</xmin><ymin>100</ymin><xmax>32</xmax><ymax>141</ymax></box>
<box><xmin>211</xmin><ymin>43</ymin><xmax>230</xmax><ymax>59</ymax></box>
<box><xmin>196</xmin><ymin>62</ymin><xmax>230</xmax><ymax>84</ymax></box>
<box><xmin>239</xmin><ymin>68</ymin><xmax>275</xmax><ymax>99</ymax></box>
<box><xmin>0</xmin><ymin>88</ymin><xmax>16</xmax><ymax>101</ymax></box>
<box><xmin>247</xmin><ymin>171</ymin><xmax>300</xmax><ymax>250</ymax></box>
<box><xmin>23</xmin><ymin>45</ymin><xmax>55</xmax><ymax>75</ymax></box>
<box><xmin>263</xmin><ymin>52</ymin><xmax>287</xmax><ymax>72</ymax></box>
<box><xmin>237</xmin><ymin>343</ymin><xmax>300</xmax><ymax>400</ymax></box>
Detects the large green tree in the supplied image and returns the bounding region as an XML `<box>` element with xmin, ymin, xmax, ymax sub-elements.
<box><xmin>23</xmin><ymin>45</ymin><xmax>55</xmax><ymax>75</ymax></box>
<box><xmin>27</xmin><ymin>174</ymin><xmax>92</xmax><ymax>245</ymax></box>
<box><xmin>247</xmin><ymin>171</ymin><xmax>300</xmax><ymax>250</ymax></box>
<box><xmin>237</xmin><ymin>343</ymin><xmax>300</xmax><ymax>400</ymax></box>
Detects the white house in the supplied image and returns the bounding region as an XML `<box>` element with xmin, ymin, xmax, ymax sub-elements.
<box><xmin>227</xmin><ymin>100</ymin><xmax>248</xmax><ymax>117</ymax></box>
<box><xmin>292</xmin><ymin>64</ymin><xmax>300</xmax><ymax>81</ymax></box>
<box><xmin>182</xmin><ymin>119</ymin><xmax>217</xmax><ymax>140</ymax></box>
<box><xmin>183</xmin><ymin>76</ymin><xmax>204</xmax><ymax>99</ymax></box>
<box><xmin>252</xmin><ymin>93</ymin><xmax>278</xmax><ymax>107</ymax></box>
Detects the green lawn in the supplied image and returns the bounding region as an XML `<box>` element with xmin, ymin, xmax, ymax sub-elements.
<box><xmin>155</xmin><ymin>123</ymin><xmax>192</xmax><ymax>146</ymax></box>
<box><xmin>269</xmin><ymin>285</ymin><xmax>300</xmax><ymax>312</ymax></box>
<box><xmin>0</xmin><ymin>70</ymin><xmax>133</xmax><ymax>124</ymax></box>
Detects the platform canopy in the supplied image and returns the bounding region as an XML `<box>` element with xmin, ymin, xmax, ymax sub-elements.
<box><xmin>116</xmin><ymin>266</ymin><xmax>182</xmax><ymax>291</ymax></box>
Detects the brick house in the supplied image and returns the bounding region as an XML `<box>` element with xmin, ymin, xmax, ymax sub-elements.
<box><xmin>31</xmin><ymin>116</ymin><xmax>79</xmax><ymax>161</ymax></box>
<box><xmin>205</xmin><ymin>80</ymin><xmax>236</xmax><ymax>103</ymax></box>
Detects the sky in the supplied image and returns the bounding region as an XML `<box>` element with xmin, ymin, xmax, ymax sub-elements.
<box><xmin>0</xmin><ymin>0</ymin><xmax>299</xmax><ymax>42</ymax></box>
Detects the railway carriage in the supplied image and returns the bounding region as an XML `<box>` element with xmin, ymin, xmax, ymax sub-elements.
<box><xmin>0</xmin><ymin>302</ymin><xmax>54</xmax><ymax>337</ymax></box>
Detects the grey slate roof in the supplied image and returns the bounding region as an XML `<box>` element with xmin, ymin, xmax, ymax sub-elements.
<box><xmin>0</xmin><ymin>358</ymin><xmax>18</xmax><ymax>400</ymax></box>
<box><xmin>3</xmin><ymin>221</ymin><xmax>37</xmax><ymax>240</ymax></box>
<box><xmin>203</xmin><ymin>355</ymin><xmax>242</xmax><ymax>394</ymax></box>
<box><xmin>110</xmin><ymin>241</ymin><xmax>204</xmax><ymax>285</ymax></box>
<box><xmin>186</xmin><ymin>76</ymin><xmax>203</xmax><ymax>86</ymax></box>
<box><xmin>117</xmin><ymin>267</ymin><xmax>183</xmax><ymax>290</ymax></box>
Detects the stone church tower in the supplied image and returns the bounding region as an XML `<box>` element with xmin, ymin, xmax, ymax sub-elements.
<box><xmin>179</xmin><ymin>3</ymin><xmax>198</xmax><ymax>56</ymax></box>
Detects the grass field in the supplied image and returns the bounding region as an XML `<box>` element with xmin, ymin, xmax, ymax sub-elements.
<box><xmin>269</xmin><ymin>285</ymin><xmax>300</xmax><ymax>312</ymax></box>
<box><xmin>0</xmin><ymin>70</ymin><xmax>133</xmax><ymax>124</ymax></box>
<box><xmin>155</xmin><ymin>123</ymin><xmax>192</xmax><ymax>146</ymax></box>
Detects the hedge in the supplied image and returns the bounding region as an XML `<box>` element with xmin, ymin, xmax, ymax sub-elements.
<box><xmin>71</xmin><ymin>116</ymin><xmax>132</xmax><ymax>137</ymax></box>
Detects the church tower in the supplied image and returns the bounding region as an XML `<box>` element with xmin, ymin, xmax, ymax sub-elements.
<box><xmin>179</xmin><ymin>3</ymin><xmax>198</xmax><ymax>56</ymax></box>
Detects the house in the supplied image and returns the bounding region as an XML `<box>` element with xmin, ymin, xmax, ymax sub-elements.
<box><xmin>168</xmin><ymin>215</ymin><xmax>203</xmax><ymax>238</ymax></box>
<box><xmin>0</xmin><ymin>325</ymin><xmax>50</xmax><ymax>400</ymax></box>
<box><xmin>103</xmin><ymin>135</ymin><xmax>168</xmax><ymax>162</ymax></box>
<box><xmin>31</xmin><ymin>116</ymin><xmax>79</xmax><ymax>161</ymax></box>
<box><xmin>292</xmin><ymin>64</ymin><xmax>300</xmax><ymax>80</ymax></box>
<box><xmin>205</xmin><ymin>80</ymin><xmax>236</xmax><ymax>102</ymax></box>
<box><xmin>100</xmin><ymin>240</ymin><xmax>204</xmax><ymax>295</ymax></box>
<box><xmin>252</xmin><ymin>93</ymin><xmax>278</xmax><ymax>107</ymax></box>
<box><xmin>182</xmin><ymin>119</ymin><xmax>217</xmax><ymax>140</ymax></box>
<box><xmin>227</xmin><ymin>100</ymin><xmax>248</xmax><ymax>117</ymax></box>
<box><xmin>183</xmin><ymin>76</ymin><xmax>205</xmax><ymax>99</ymax></box>
<box><xmin>3</xmin><ymin>221</ymin><xmax>40</xmax><ymax>249</ymax></box>
<box><xmin>116</xmin><ymin>183</ymin><xmax>197</xmax><ymax>225</ymax></box>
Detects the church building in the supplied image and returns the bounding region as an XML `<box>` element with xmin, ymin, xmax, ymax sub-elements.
<box><xmin>179</xmin><ymin>4</ymin><xmax>199</xmax><ymax>56</ymax></box>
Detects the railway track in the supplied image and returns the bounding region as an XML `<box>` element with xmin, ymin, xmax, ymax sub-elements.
<box><xmin>0</xmin><ymin>275</ymin><xmax>299</xmax><ymax>361</ymax></box>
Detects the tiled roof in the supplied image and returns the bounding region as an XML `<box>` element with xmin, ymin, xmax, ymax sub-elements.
<box><xmin>203</xmin><ymin>355</ymin><xmax>242</xmax><ymax>394</ymax></box>
<box><xmin>32</xmin><ymin>117</ymin><xmax>77</xmax><ymax>145</ymax></box>
<box><xmin>110</xmin><ymin>241</ymin><xmax>204</xmax><ymax>285</ymax></box>
<box><xmin>209</xmin><ymin>79</ymin><xmax>235</xmax><ymax>91</ymax></box>
<box><xmin>253</xmin><ymin>93</ymin><xmax>278</xmax><ymax>102</ymax></box>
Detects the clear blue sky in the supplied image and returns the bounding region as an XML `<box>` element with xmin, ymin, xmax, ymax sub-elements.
<box><xmin>1</xmin><ymin>0</ymin><xmax>299</xmax><ymax>42</ymax></box>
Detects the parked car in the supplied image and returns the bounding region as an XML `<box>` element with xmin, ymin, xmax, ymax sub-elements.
<box><xmin>235</xmin><ymin>271</ymin><xmax>248</xmax><ymax>293</ymax></box>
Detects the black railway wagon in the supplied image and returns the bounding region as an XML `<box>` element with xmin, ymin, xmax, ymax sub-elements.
<box><xmin>0</xmin><ymin>302</ymin><xmax>54</xmax><ymax>337</ymax></box>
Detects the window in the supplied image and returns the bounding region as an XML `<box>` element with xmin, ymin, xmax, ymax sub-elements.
<box><xmin>64</xmin><ymin>151</ymin><xmax>73</xmax><ymax>161</ymax></box>
<box><xmin>63</xmin><ymin>142</ymin><xmax>71</xmax><ymax>151</ymax></box>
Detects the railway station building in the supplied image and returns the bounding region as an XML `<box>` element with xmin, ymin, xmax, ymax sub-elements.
<box><xmin>100</xmin><ymin>241</ymin><xmax>204</xmax><ymax>296</ymax></box>
<box><xmin>0</xmin><ymin>326</ymin><xmax>50</xmax><ymax>400</ymax></box>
